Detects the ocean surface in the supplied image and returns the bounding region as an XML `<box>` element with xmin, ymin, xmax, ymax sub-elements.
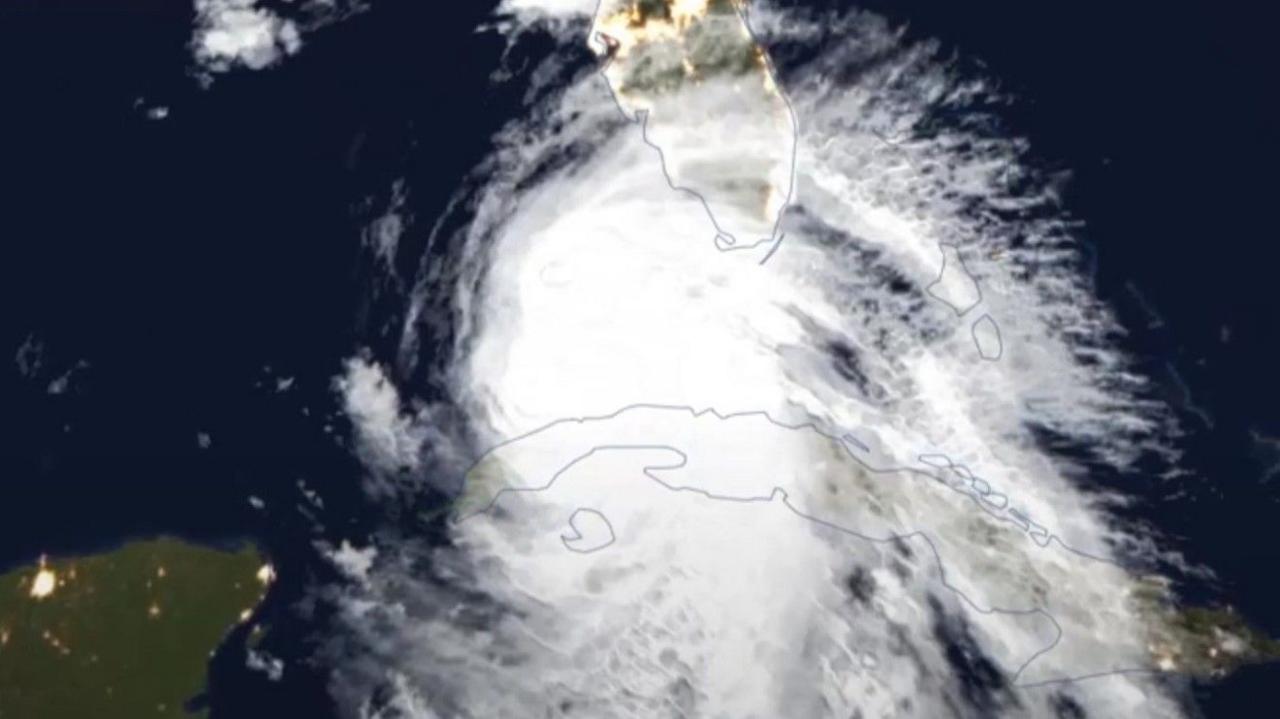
<box><xmin>1</xmin><ymin>1</ymin><xmax>1274</xmax><ymax>716</ymax></box>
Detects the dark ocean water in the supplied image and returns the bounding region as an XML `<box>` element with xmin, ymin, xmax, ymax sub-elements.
<box><xmin>0</xmin><ymin>1</ymin><xmax>1274</xmax><ymax>716</ymax></box>
<box><xmin>0</xmin><ymin>0</ymin><xmax>513</xmax><ymax>715</ymax></box>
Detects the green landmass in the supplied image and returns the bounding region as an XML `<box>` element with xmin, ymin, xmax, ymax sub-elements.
<box><xmin>0</xmin><ymin>538</ymin><xmax>272</xmax><ymax>718</ymax></box>
<box><xmin>1158</xmin><ymin>605</ymin><xmax>1280</xmax><ymax>678</ymax></box>
<box><xmin>1135</xmin><ymin>574</ymin><xmax>1280</xmax><ymax>678</ymax></box>
<box><xmin>615</xmin><ymin>11</ymin><xmax>764</xmax><ymax>97</ymax></box>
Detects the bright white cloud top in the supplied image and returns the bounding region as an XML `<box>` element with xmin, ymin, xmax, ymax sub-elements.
<box><xmin>191</xmin><ymin>0</ymin><xmax>365</xmax><ymax>78</ymax></box>
<box><xmin>192</xmin><ymin>0</ymin><xmax>302</xmax><ymax>73</ymax></box>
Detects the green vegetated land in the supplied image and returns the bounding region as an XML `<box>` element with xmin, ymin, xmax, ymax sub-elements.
<box><xmin>0</xmin><ymin>538</ymin><xmax>271</xmax><ymax>718</ymax></box>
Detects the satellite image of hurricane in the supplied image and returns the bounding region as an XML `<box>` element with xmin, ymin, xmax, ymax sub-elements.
<box><xmin>1</xmin><ymin>1</ymin><xmax>1276</xmax><ymax>718</ymax></box>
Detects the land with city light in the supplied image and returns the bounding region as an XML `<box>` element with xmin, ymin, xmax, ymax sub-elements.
<box><xmin>0</xmin><ymin>538</ymin><xmax>272</xmax><ymax>718</ymax></box>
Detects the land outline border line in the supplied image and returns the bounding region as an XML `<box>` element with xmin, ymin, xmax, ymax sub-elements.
<box><xmin>449</xmin><ymin>0</ymin><xmax>1166</xmax><ymax>693</ymax></box>
<box><xmin>452</xmin><ymin>402</ymin><xmax>1166</xmax><ymax>689</ymax></box>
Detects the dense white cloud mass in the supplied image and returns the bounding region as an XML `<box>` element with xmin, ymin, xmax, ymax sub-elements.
<box><xmin>336</xmin><ymin>357</ymin><xmax>422</xmax><ymax>475</ymax></box>
<box><xmin>191</xmin><ymin>0</ymin><xmax>366</xmax><ymax>77</ymax></box>
<box><xmin>330</xmin><ymin>2</ymin><xmax>1191</xmax><ymax>717</ymax></box>
<box><xmin>193</xmin><ymin>0</ymin><xmax>302</xmax><ymax>73</ymax></box>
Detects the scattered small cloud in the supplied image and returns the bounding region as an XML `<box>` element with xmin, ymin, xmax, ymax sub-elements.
<box><xmin>45</xmin><ymin>360</ymin><xmax>89</xmax><ymax>396</ymax></box>
<box><xmin>14</xmin><ymin>334</ymin><xmax>45</xmax><ymax>378</ymax></box>
<box><xmin>297</xmin><ymin>478</ymin><xmax>324</xmax><ymax>509</ymax></box>
<box><xmin>325</xmin><ymin>540</ymin><xmax>377</xmax><ymax>585</ymax></box>
<box><xmin>246</xmin><ymin>648</ymin><xmax>285</xmax><ymax>681</ymax></box>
